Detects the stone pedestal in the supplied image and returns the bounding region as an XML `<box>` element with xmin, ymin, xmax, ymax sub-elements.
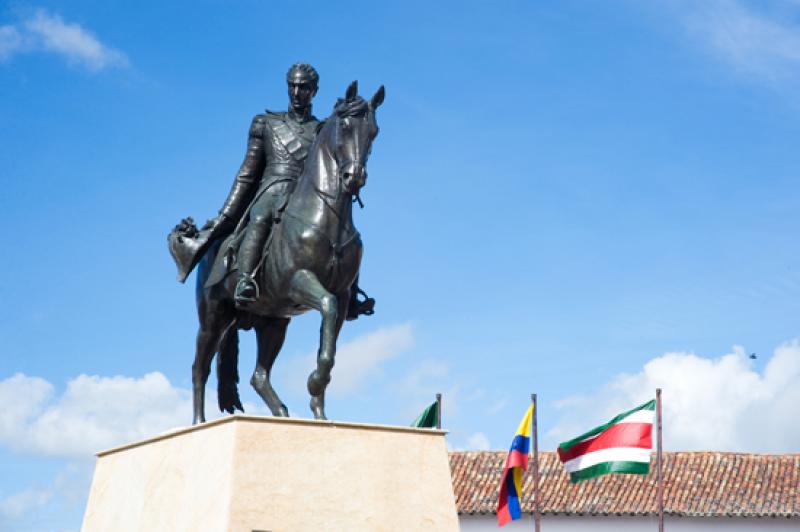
<box><xmin>81</xmin><ymin>415</ymin><xmax>459</xmax><ymax>532</ymax></box>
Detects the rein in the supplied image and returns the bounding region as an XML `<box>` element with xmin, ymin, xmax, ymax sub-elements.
<box><xmin>285</xmin><ymin>124</ymin><xmax>365</xmax><ymax>260</ymax></box>
<box><xmin>312</xmin><ymin>153</ymin><xmax>365</xmax><ymax>221</ymax></box>
<box><xmin>281</xmin><ymin>209</ymin><xmax>361</xmax><ymax>258</ymax></box>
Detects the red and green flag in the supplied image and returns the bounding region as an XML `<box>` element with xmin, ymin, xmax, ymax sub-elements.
<box><xmin>557</xmin><ymin>399</ymin><xmax>655</xmax><ymax>483</ymax></box>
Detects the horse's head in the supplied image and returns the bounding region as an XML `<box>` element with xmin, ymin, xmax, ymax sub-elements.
<box><xmin>332</xmin><ymin>80</ymin><xmax>384</xmax><ymax>195</ymax></box>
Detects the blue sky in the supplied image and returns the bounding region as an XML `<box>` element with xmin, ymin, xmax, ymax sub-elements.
<box><xmin>1</xmin><ymin>1</ymin><xmax>799</xmax><ymax>530</ymax></box>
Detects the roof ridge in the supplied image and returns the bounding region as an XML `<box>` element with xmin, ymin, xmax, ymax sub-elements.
<box><xmin>448</xmin><ymin>450</ymin><xmax>800</xmax><ymax>457</ymax></box>
<box><xmin>449</xmin><ymin>451</ymin><xmax>800</xmax><ymax>518</ymax></box>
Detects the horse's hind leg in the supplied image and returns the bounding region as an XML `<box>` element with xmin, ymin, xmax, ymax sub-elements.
<box><xmin>251</xmin><ymin>317</ymin><xmax>291</xmax><ymax>417</ymax></box>
<box><xmin>289</xmin><ymin>269</ymin><xmax>348</xmax><ymax>420</ymax></box>
<box><xmin>194</xmin><ymin>288</ymin><xmax>235</xmax><ymax>425</ymax></box>
<box><xmin>193</xmin><ymin>321</ymin><xmax>227</xmax><ymax>424</ymax></box>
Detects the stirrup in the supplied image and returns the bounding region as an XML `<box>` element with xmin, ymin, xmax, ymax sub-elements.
<box><xmin>235</xmin><ymin>274</ymin><xmax>259</xmax><ymax>304</ymax></box>
<box><xmin>346</xmin><ymin>288</ymin><xmax>375</xmax><ymax>321</ymax></box>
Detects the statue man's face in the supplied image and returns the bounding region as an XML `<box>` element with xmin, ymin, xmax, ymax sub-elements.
<box><xmin>288</xmin><ymin>80</ymin><xmax>317</xmax><ymax>111</ymax></box>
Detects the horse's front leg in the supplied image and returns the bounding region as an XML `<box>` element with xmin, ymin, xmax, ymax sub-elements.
<box><xmin>289</xmin><ymin>270</ymin><xmax>348</xmax><ymax>420</ymax></box>
<box><xmin>306</xmin><ymin>293</ymin><xmax>348</xmax><ymax>420</ymax></box>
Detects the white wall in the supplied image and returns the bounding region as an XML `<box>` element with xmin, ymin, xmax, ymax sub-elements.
<box><xmin>459</xmin><ymin>515</ymin><xmax>798</xmax><ymax>531</ymax></box>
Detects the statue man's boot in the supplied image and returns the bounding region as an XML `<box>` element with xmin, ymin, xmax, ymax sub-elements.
<box><xmin>346</xmin><ymin>278</ymin><xmax>375</xmax><ymax>321</ymax></box>
<box><xmin>234</xmin><ymin>222</ymin><xmax>269</xmax><ymax>305</ymax></box>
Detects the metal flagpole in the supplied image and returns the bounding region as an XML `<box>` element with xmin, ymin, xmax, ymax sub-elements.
<box><xmin>656</xmin><ymin>388</ymin><xmax>664</xmax><ymax>532</ymax></box>
<box><xmin>531</xmin><ymin>394</ymin><xmax>541</xmax><ymax>532</ymax></box>
<box><xmin>436</xmin><ymin>393</ymin><xmax>442</xmax><ymax>430</ymax></box>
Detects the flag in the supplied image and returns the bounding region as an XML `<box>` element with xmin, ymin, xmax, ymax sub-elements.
<box><xmin>557</xmin><ymin>399</ymin><xmax>655</xmax><ymax>483</ymax></box>
<box><xmin>497</xmin><ymin>404</ymin><xmax>533</xmax><ymax>527</ymax></box>
<box><xmin>411</xmin><ymin>401</ymin><xmax>438</xmax><ymax>428</ymax></box>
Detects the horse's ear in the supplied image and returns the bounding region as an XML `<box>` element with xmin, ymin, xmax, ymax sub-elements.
<box><xmin>371</xmin><ymin>85</ymin><xmax>385</xmax><ymax>109</ymax></box>
<box><xmin>346</xmin><ymin>80</ymin><xmax>358</xmax><ymax>101</ymax></box>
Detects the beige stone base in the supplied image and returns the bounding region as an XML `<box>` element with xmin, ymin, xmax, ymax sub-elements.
<box><xmin>81</xmin><ymin>415</ymin><xmax>459</xmax><ymax>532</ymax></box>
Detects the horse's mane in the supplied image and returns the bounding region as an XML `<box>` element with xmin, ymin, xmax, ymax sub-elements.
<box><xmin>333</xmin><ymin>96</ymin><xmax>369</xmax><ymax>118</ymax></box>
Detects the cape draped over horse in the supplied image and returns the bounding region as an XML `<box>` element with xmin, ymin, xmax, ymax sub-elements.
<box><xmin>189</xmin><ymin>81</ymin><xmax>384</xmax><ymax>424</ymax></box>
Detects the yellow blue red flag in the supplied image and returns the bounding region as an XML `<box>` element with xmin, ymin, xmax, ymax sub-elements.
<box><xmin>497</xmin><ymin>404</ymin><xmax>533</xmax><ymax>526</ymax></box>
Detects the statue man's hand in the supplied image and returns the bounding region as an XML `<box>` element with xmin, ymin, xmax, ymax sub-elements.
<box><xmin>167</xmin><ymin>216</ymin><xmax>208</xmax><ymax>283</ymax></box>
<box><xmin>173</xmin><ymin>217</ymin><xmax>199</xmax><ymax>239</ymax></box>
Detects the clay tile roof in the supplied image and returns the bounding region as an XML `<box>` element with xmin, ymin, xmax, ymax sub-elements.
<box><xmin>449</xmin><ymin>451</ymin><xmax>800</xmax><ymax>518</ymax></box>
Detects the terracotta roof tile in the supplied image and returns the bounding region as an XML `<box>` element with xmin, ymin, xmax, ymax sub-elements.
<box><xmin>449</xmin><ymin>451</ymin><xmax>800</xmax><ymax>518</ymax></box>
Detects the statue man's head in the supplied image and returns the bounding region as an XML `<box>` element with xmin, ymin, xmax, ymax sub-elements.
<box><xmin>286</xmin><ymin>63</ymin><xmax>319</xmax><ymax>114</ymax></box>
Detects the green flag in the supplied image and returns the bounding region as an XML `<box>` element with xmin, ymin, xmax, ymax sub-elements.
<box><xmin>411</xmin><ymin>401</ymin><xmax>438</xmax><ymax>428</ymax></box>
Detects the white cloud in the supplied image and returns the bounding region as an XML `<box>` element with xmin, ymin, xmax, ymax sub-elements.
<box><xmin>0</xmin><ymin>372</ymin><xmax>197</xmax><ymax>458</ymax></box>
<box><xmin>547</xmin><ymin>339</ymin><xmax>800</xmax><ymax>452</ymax></box>
<box><xmin>0</xmin><ymin>486</ymin><xmax>53</xmax><ymax>520</ymax></box>
<box><xmin>396</xmin><ymin>359</ymin><xmax>464</xmax><ymax>419</ymax></box>
<box><xmin>0</xmin><ymin>461</ymin><xmax>91</xmax><ymax>527</ymax></box>
<box><xmin>486</xmin><ymin>393</ymin><xmax>509</xmax><ymax>414</ymax></box>
<box><xmin>448</xmin><ymin>432</ymin><xmax>492</xmax><ymax>452</ymax></box>
<box><xmin>24</xmin><ymin>10</ymin><xmax>127</xmax><ymax>70</ymax></box>
<box><xmin>288</xmin><ymin>323</ymin><xmax>415</xmax><ymax>396</ymax></box>
<box><xmin>0</xmin><ymin>25</ymin><xmax>22</xmax><ymax>61</ymax></box>
<box><xmin>0</xmin><ymin>9</ymin><xmax>127</xmax><ymax>70</ymax></box>
<box><xmin>674</xmin><ymin>0</ymin><xmax>800</xmax><ymax>85</ymax></box>
<box><xmin>0</xmin><ymin>347</ymin><xmax>367</xmax><ymax>461</ymax></box>
<box><xmin>466</xmin><ymin>432</ymin><xmax>491</xmax><ymax>450</ymax></box>
<box><xmin>398</xmin><ymin>359</ymin><xmax>449</xmax><ymax>392</ymax></box>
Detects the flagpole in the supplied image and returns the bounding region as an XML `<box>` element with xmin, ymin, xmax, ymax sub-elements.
<box><xmin>436</xmin><ymin>393</ymin><xmax>442</xmax><ymax>430</ymax></box>
<box><xmin>656</xmin><ymin>388</ymin><xmax>664</xmax><ymax>532</ymax></box>
<box><xmin>531</xmin><ymin>393</ymin><xmax>541</xmax><ymax>532</ymax></box>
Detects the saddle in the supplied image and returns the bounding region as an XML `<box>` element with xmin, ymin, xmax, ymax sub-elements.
<box><xmin>204</xmin><ymin>233</ymin><xmax>239</xmax><ymax>288</ymax></box>
<box><xmin>204</xmin><ymin>217</ymin><xmax>280</xmax><ymax>290</ymax></box>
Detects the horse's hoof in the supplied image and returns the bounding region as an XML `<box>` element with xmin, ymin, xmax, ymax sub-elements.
<box><xmin>310</xmin><ymin>396</ymin><xmax>327</xmax><ymax>420</ymax></box>
<box><xmin>267</xmin><ymin>404</ymin><xmax>290</xmax><ymax>417</ymax></box>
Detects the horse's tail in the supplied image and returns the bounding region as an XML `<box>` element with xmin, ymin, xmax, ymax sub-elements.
<box><xmin>216</xmin><ymin>323</ymin><xmax>243</xmax><ymax>414</ymax></box>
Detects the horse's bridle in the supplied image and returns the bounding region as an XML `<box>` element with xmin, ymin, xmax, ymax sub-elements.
<box><xmin>314</xmin><ymin>156</ymin><xmax>365</xmax><ymax>219</ymax></box>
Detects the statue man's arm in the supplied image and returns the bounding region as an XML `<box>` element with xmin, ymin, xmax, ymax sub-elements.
<box><xmin>208</xmin><ymin>115</ymin><xmax>267</xmax><ymax>232</ymax></box>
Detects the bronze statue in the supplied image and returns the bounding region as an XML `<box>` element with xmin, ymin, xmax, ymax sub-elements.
<box><xmin>169</xmin><ymin>73</ymin><xmax>384</xmax><ymax>423</ymax></box>
<box><xmin>170</xmin><ymin>64</ymin><xmax>374</xmax><ymax>319</ymax></box>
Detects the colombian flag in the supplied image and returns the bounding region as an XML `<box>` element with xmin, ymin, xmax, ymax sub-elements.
<box><xmin>497</xmin><ymin>404</ymin><xmax>533</xmax><ymax>526</ymax></box>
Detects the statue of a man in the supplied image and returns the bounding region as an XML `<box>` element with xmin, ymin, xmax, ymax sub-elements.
<box><xmin>188</xmin><ymin>63</ymin><xmax>374</xmax><ymax>319</ymax></box>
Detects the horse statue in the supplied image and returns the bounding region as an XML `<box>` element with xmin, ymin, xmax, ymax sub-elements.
<box><xmin>179</xmin><ymin>81</ymin><xmax>384</xmax><ymax>424</ymax></box>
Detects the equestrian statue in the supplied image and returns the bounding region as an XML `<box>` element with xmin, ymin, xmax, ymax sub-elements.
<box><xmin>168</xmin><ymin>64</ymin><xmax>384</xmax><ymax>423</ymax></box>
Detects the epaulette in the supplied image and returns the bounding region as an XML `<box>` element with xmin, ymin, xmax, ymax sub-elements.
<box><xmin>249</xmin><ymin>114</ymin><xmax>266</xmax><ymax>137</ymax></box>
